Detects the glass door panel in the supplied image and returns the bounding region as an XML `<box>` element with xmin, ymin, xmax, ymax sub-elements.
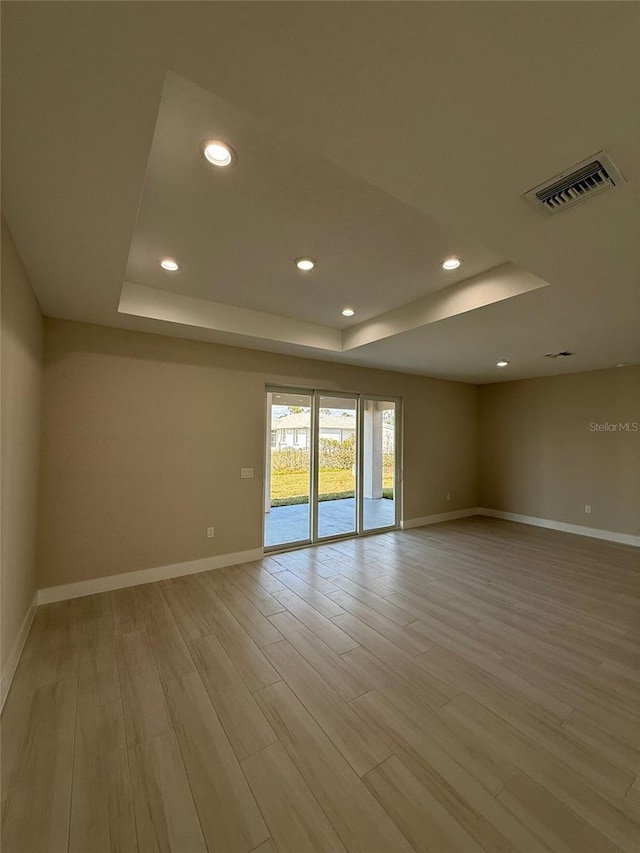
<box><xmin>317</xmin><ymin>396</ymin><xmax>357</xmax><ymax>539</ymax></box>
<box><xmin>363</xmin><ymin>400</ymin><xmax>397</xmax><ymax>531</ymax></box>
<box><xmin>265</xmin><ymin>390</ymin><xmax>312</xmax><ymax>548</ymax></box>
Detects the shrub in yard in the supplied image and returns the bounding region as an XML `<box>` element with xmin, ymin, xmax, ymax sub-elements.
<box><xmin>271</xmin><ymin>447</ymin><xmax>310</xmax><ymax>472</ymax></box>
<box><xmin>318</xmin><ymin>435</ymin><xmax>355</xmax><ymax>470</ymax></box>
<box><xmin>272</xmin><ymin>436</ymin><xmax>375</xmax><ymax>473</ymax></box>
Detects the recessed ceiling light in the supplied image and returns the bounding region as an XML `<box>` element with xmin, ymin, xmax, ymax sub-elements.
<box><xmin>342</xmin><ymin>308</ymin><xmax>355</xmax><ymax>317</ymax></box>
<box><xmin>203</xmin><ymin>140</ymin><xmax>234</xmax><ymax>167</ymax></box>
<box><xmin>160</xmin><ymin>258</ymin><xmax>179</xmax><ymax>271</ymax></box>
<box><xmin>295</xmin><ymin>257</ymin><xmax>315</xmax><ymax>271</ymax></box>
<box><xmin>442</xmin><ymin>257</ymin><xmax>462</xmax><ymax>271</ymax></box>
<box><xmin>496</xmin><ymin>360</ymin><xmax>509</xmax><ymax>368</ymax></box>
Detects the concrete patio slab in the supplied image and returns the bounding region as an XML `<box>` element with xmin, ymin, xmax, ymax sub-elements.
<box><xmin>265</xmin><ymin>496</ymin><xmax>395</xmax><ymax>547</ymax></box>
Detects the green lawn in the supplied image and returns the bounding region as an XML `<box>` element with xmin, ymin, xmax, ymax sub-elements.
<box><xmin>271</xmin><ymin>468</ymin><xmax>393</xmax><ymax>502</ymax></box>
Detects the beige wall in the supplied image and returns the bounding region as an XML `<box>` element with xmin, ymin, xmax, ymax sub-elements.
<box><xmin>1</xmin><ymin>219</ymin><xmax>43</xmax><ymax>674</ymax></box>
<box><xmin>36</xmin><ymin>315</ymin><xmax>639</xmax><ymax>593</ymax></box>
<box><xmin>38</xmin><ymin>319</ymin><xmax>479</xmax><ymax>588</ymax></box>
<box><xmin>479</xmin><ymin>367</ymin><xmax>640</xmax><ymax>536</ymax></box>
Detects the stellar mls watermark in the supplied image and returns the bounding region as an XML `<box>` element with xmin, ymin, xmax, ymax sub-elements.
<box><xmin>589</xmin><ymin>422</ymin><xmax>638</xmax><ymax>432</ymax></box>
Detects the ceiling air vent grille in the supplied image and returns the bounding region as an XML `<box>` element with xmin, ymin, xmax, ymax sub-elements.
<box><xmin>544</xmin><ymin>351</ymin><xmax>574</xmax><ymax>359</ymax></box>
<box><xmin>525</xmin><ymin>151</ymin><xmax>624</xmax><ymax>214</ymax></box>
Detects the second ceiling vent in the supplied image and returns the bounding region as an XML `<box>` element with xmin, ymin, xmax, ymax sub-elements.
<box><xmin>525</xmin><ymin>151</ymin><xmax>624</xmax><ymax>214</ymax></box>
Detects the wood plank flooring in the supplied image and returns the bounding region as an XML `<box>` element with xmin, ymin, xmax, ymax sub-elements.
<box><xmin>2</xmin><ymin>517</ymin><xmax>639</xmax><ymax>852</ymax></box>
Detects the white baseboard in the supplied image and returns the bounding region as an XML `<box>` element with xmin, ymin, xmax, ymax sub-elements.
<box><xmin>401</xmin><ymin>506</ymin><xmax>639</xmax><ymax>547</ymax></box>
<box><xmin>1</xmin><ymin>593</ymin><xmax>38</xmax><ymax>710</ymax></box>
<box><xmin>477</xmin><ymin>508</ymin><xmax>640</xmax><ymax>547</ymax></box>
<box><xmin>37</xmin><ymin>547</ymin><xmax>265</xmax><ymax>605</ymax></box>
<box><xmin>401</xmin><ymin>508</ymin><xmax>480</xmax><ymax>530</ymax></box>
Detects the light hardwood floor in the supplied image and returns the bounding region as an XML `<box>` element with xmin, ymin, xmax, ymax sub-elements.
<box><xmin>2</xmin><ymin>517</ymin><xmax>639</xmax><ymax>852</ymax></box>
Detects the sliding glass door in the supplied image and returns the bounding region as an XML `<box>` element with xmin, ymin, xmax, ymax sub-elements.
<box><xmin>265</xmin><ymin>389</ymin><xmax>312</xmax><ymax>548</ymax></box>
<box><xmin>316</xmin><ymin>395</ymin><xmax>358</xmax><ymax>540</ymax></box>
<box><xmin>362</xmin><ymin>399</ymin><xmax>397</xmax><ymax>531</ymax></box>
<box><xmin>265</xmin><ymin>388</ymin><xmax>400</xmax><ymax>550</ymax></box>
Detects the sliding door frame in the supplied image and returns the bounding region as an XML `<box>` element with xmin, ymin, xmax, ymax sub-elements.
<box><xmin>314</xmin><ymin>390</ymin><xmax>360</xmax><ymax>543</ymax></box>
<box><xmin>359</xmin><ymin>393</ymin><xmax>403</xmax><ymax>534</ymax></box>
<box><xmin>265</xmin><ymin>385</ymin><xmax>402</xmax><ymax>552</ymax></box>
<box><xmin>264</xmin><ymin>386</ymin><xmax>315</xmax><ymax>550</ymax></box>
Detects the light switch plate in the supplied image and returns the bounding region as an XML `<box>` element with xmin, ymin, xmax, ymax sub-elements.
<box><xmin>241</xmin><ymin>467</ymin><xmax>254</xmax><ymax>479</ymax></box>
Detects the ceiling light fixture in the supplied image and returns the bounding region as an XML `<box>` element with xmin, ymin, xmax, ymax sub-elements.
<box><xmin>442</xmin><ymin>257</ymin><xmax>462</xmax><ymax>271</ymax></box>
<box><xmin>203</xmin><ymin>140</ymin><xmax>235</xmax><ymax>167</ymax></box>
<box><xmin>496</xmin><ymin>360</ymin><xmax>510</xmax><ymax>368</ymax></box>
<box><xmin>341</xmin><ymin>308</ymin><xmax>355</xmax><ymax>317</ymax></box>
<box><xmin>295</xmin><ymin>257</ymin><xmax>315</xmax><ymax>272</ymax></box>
<box><xmin>160</xmin><ymin>258</ymin><xmax>180</xmax><ymax>271</ymax></box>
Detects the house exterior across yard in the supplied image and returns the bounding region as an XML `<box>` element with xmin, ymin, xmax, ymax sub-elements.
<box><xmin>271</xmin><ymin>412</ymin><xmax>394</xmax><ymax>451</ymax></box>
<box><xmin>271</xmin><ymin>412</ymin><xmax>355</xmax><ymax>449</ymax></box>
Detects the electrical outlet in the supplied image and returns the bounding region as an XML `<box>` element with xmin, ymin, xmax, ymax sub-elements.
<box><xmin>584</xmin><ymin>505</ymin><xmax>591</xmax><ymax>514</ymax></box>
<box><xmin>241</xmin><ymin>467</ymin><xmax>254</xmax><ymax>479</ymax></box>
<box><xmin>446</xmin><ymin>492</ymin><xmax>452</xmax><ymax>501</ymax></box>
<box><xmin>206</xmin><ymin>526</ymin><xmax>215</xmax><ymax>538</ymax></box>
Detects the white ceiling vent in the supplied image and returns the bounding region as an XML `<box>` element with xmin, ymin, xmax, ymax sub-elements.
<box><xmin>525</xmin><ymin>151</ymin><xmax>624</xmax><ymax>214</ymax></box>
